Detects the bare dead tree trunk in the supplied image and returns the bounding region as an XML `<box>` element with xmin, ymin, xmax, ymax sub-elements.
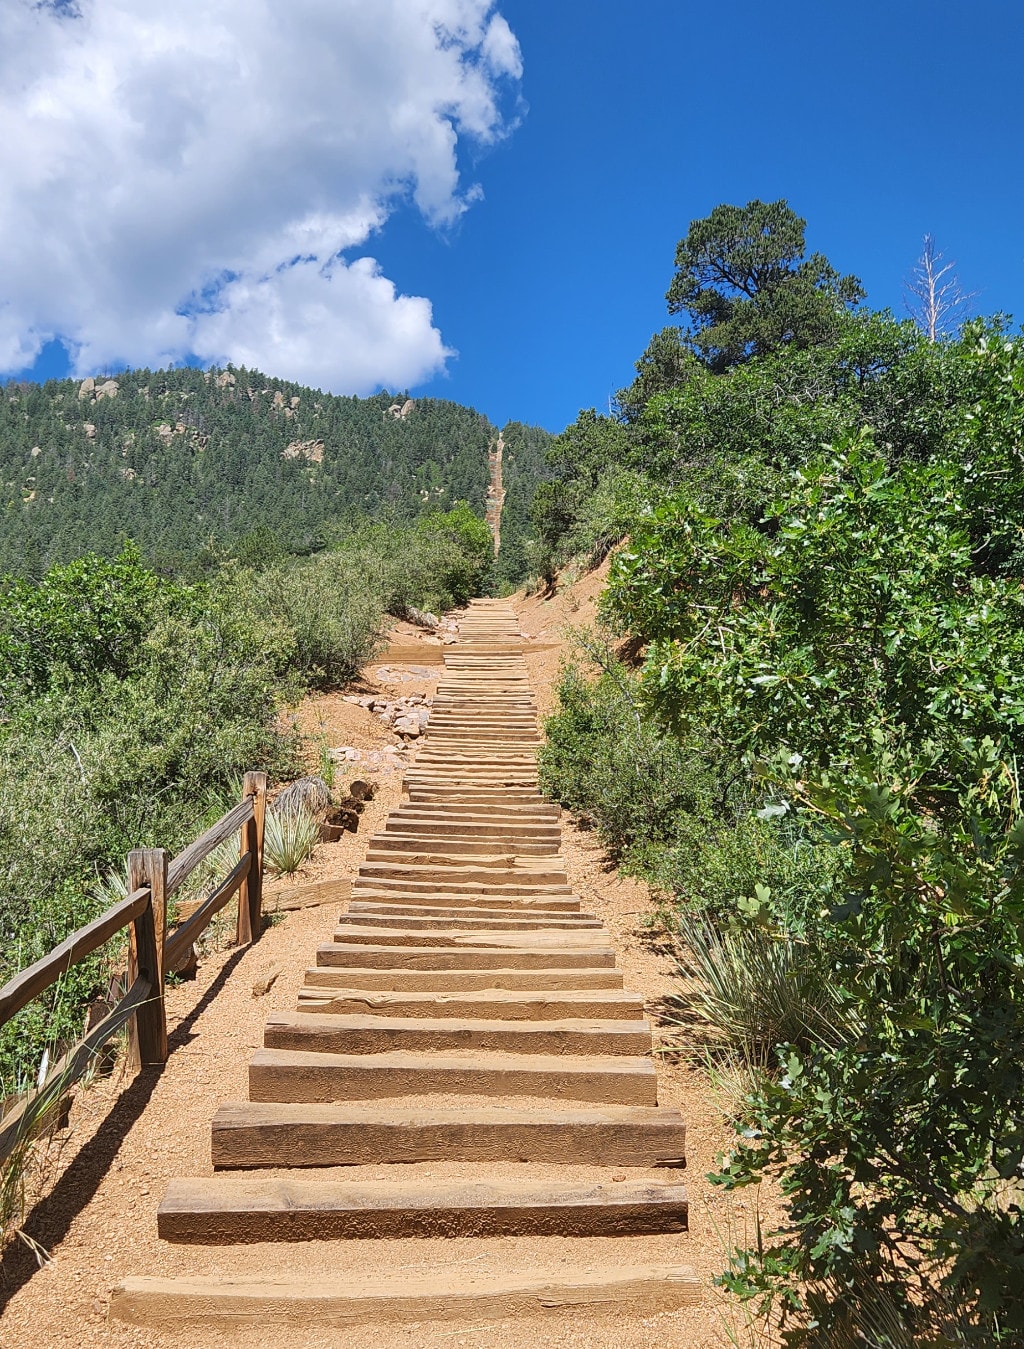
<box><xmin>904</xmin><ymin>235</ymin><xmax>978</xmax><ymax>341</ymax></box>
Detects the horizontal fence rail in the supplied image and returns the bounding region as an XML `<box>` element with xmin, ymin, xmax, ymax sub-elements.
<box><xmin>0</xmin><ymin>771</ymin><xmax>268</xmax><ymax>1165</ymax></box>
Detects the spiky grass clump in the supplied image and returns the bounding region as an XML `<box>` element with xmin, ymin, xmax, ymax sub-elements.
<box><xmin>264</xmin><ymin>805</ymin><xmax>319</xmax><ymax>876</ymax></box>
<box><xmin>672</xmin><ymin>913</ymin><xmax>843</xmax><ymax>1067</ymax></box>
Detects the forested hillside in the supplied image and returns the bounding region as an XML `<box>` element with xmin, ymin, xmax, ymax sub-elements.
<box><xmin>537</xmin><ymin>201</ymin><xmax>1024</xmax><ymax>1347</ymax></box>
<box><xmin>0</xmin><ymin>365</ymin><xmax>552</xmax><ymax>578</ymax></box>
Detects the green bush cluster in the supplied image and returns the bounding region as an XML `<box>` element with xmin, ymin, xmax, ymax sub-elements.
<box><xmin>536</xmin><ymin>207</ymin><xmax>1024</xmax><ymax>1344</ymax></box>
<box><xmin>0</xmin><ymin>505</ymin><xmax>493</xmax><ymax>1093</ymax></box>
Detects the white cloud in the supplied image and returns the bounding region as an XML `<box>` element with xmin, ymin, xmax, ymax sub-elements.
<box><xmin>0</xmin><ymin>0</ymin><xmax>521</xmax><ymax>392</ymax></box>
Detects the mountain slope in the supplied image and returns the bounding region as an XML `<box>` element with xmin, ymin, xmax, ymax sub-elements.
<box><xmin>0</xmin><ymin>366</ymin><xmax>553</xmax><ymax>577</ymax></box>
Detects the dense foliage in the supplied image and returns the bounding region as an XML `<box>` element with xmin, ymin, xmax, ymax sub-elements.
<box><xmin>537</xmin><ymin>206</ymin><xmax>1024</xmax><ymax>1345</ymax></box>
<box><xmin>0</xmin><ymin>508</ymin><xmax>493</xmax><ymax>1094</ymax></box>
<box><xmin>0</xmin><ymin>364</ymin><xmax>552</xmax><ymax>583</ymax></box>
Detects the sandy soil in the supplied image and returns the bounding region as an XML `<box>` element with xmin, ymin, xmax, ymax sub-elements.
<box><xmin>0</xmin><ymin>594</ymin><xmax>751</xmax><ymax>1349</ymax></box>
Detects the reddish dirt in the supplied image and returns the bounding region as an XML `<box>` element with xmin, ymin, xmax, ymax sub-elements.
<box><xmin>0</xmin><ymin>593</ymin><xmax>753</xmax><ymax>1348</ymax></box>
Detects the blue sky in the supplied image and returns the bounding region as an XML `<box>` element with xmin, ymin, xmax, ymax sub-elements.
<box><xmin>7</xmin><ymin>0</ymin><xmax>1024</xmax><ymax>432</ymax></box>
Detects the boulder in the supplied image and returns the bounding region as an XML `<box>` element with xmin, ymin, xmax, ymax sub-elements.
<box><xmin>272</xmin><ymin>776</ymin><xmax>331</xmax><ymax>819</ymax></box>
<box><xmin>405</xmin><ymin>606</ymin><xmax>439</xmax><ymax>631</ymax></box>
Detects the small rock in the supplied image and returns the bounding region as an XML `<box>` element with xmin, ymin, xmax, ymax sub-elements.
<box><xmin>252</xmin><ymin>964</ymin><xmax>284</xmax><ymax>997</ymax></box>
<box><xmin>611</xmin><ymin>1173</ymin><xmax>627</xmax><ymax>1182</ymax></box>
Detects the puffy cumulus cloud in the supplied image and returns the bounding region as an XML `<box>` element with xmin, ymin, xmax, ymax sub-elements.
<box><xmin>0</xmin><ymin>0</ymin><xmax>521</xmax><ymax>391</ymax></box>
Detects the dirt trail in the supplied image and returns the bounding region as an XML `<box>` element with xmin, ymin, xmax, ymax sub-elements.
<box><xmin>485</xmin><ymin>434</ymin><xmax>505</xmax><ymax>557</ymax></box>
<box><xmin>0</xmin><ymin>593</ymin><xmax>735</xmax><ymax>1348</ymax></box>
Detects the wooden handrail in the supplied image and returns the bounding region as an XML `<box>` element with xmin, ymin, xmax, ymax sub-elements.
<box><xmin>0</xmin><ymin>768</ymin><xmax>268</xmax><ymax>1143</ymax></box>
<box><xmin>0</xmin><ymin>888</ymin><xmax>149</xmax><ymax>1031</ymax></box>
<box><xmin>165</xmin><ymin>852</ymin><xmax>251</xmax><ymax>970</ymax></box>
<box><xmin>166</xmin><ymin>796</ymin><xmax>254</xmax><ymax>897</ymax></box>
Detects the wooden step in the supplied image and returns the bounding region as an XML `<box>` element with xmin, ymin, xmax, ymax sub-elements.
<box><xmin>328</xmin><ymin>927</ymin><xmax>609</xmax><ymax>950</ymax></box>
<box><xmin>316</xmin><ymin>942</ymin><xmax>614</xmax><ymax>970</ymax></box>
<box><xmin>158</xmin><ymin>1175</ymin><xmax>689</xmax><ymax>1243</ymax></box>
<box><xmin>336</xmin><ymin>911</ymin><xmax>598</xmax><ymax>933</ymax></box>
<box><xmin>368</xmin><ymin>834</ymin><xmax>559</xmax><ymax>856</ymax></box>
<box><xmin>351</xmin><ymin>877</ymin><xmax>574</xmax><ymax>896</ymax></box>
<box><xmin>357</xmin><ymin>863</ymin><xmax>568</xmax><ymax>886</ymax></box>
<box><xmin>345</xmin><ymin>890</ymin><xmax>582</xmax><ymax>912</ymax></box>
<box><xmin>111</xmin><ymin>1264</ymin><xmax>700</xmax><ymax>1328</ymax></box>
<box><xmin>248</xmin><ymin>1048</ymin><xmax>659</xmax><ymax>1105</ymax></box>
<box><xmin>295</xmin><ymin>987</ymin><xmax>645</xmax><ymax>1020</ymax></box>
<box><xmin>347</xmin><ymin>900</ymin><xmax>590</xmax><ymax>922</ymax></box>
<box><xmin>212</xmin><ymin>1101</ymin><xmax>685</xmax><ymax>1168</ymax></box>
<box><xmin>302</xmin><ymin>966</ymin><xmax>625</xmax><ymax>992</ymax></box>
<box><xmin>263</xmin><ymin>1010</ymin><xmax>652</xmax><ymax>1056</ymax></box>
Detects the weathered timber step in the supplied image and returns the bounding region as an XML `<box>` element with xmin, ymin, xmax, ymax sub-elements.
<box><xmin>158</xmin><ymin>1175</ymin><xmax>689</xmax><ymax>1243</ymax></box>
<box><xmin>360</xmin><ymin>853</ymin><xmax>566</xmax><ymax>873</ymax></box>
<box><xmin>295</xmin><ymin>987</ymin><xmax>645</xmax><ymax>1019</ymax></box>
<box><xmin>328</xmin><ymin>928</ymin><xmax>609</xmax><ymax>951</ymax></box>
<box><xmin>349</xmin><ymin>899</ymin><xmax>589</xmax><ymax>918</ymax></box>
<box><xmin>303</xmin><ymin>967</ymin><xmax>625</xmax><ymax>992</ymax></box>
<box><xmin>407</xmin><ymin>787</ymin><xmax>553</xmax><ymax>798</ymax></box>
<box><xmin>404</xmin><ymin>787</ymin><xmax>553</xmax><ymax>798</ymax></box>
<box><xmin>390</xmin><ymin>804</ymin><xmax>560</xmax><ymax>819</ymax></box>
<box><xmin>351</xmin><ymin>878</ymin><xmax>574</xmax><ymax>896</ymax></box>
<box><xmin>345</xmin><ymin>891</ymin><xmax>582</xmax><ymax>913</ymax></box>
<box><xmin>316</xmin><ymin>943</ymin><xmax>613</xmax><ymax>970</ymax></box>
<box><xmin>263</xmin><ymin>1010</ymin><xmax>652</xmax><ymax>1056</ymax></box>
<box><xmin>358</xmin><ymin>862</ymin><xmax>567</xmax><ymax>884</ymax></box>
<box><xmin>383</xmin><ymin>819</ymin><xmax>561</xmax><ymax>837</ymax></box>
<box><xmin>337</xmin><ymin>911</ymin><xmax>600</xmax><ymax>932</ymax></box>
<box><xmin>111</xmin><ymin>1263</ymin><xmax>700</xmax><ymax>1328</ymax></box>
<box><xmin>367</xmin><ymin>834</ymin><xmax>561</xmax><ymax>856</ymax></box>
<box><xmin>249</xmin><ymin>1047</ymin><xmax>659</xmax><ymax>1105</ymax></box>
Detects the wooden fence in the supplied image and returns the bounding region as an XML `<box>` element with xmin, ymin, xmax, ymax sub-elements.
<box><xmin>0</xmin><ymin>771</ymin><xmax>267</xmax><ymax>1164</ymax></box>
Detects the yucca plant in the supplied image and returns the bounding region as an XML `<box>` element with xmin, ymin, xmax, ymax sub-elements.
<box><xmin>670</xmin><ymin>912</ymin><xmax>845</xmax><ymax>1068</ymax></box>
<box><xmin>263</xmin><ymin>805</ymin><xmax>319</xmax><ymax>875</ymax></box>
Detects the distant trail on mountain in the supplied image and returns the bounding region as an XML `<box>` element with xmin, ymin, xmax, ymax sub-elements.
<box><xmin>485</xmin><ymin>433</ymin><xmax>506</xmax><ymax>557</ymax></box>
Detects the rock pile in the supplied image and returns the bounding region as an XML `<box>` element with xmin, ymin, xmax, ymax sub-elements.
<box><xmin>327</xmin><ymin>744</ymin><xmax>413</xmax><ymax>775</ymax></box>
<box><xmin>341</xmin><ymin>692</ymin><xmax>431</xmax><ymax>738</ymax></box>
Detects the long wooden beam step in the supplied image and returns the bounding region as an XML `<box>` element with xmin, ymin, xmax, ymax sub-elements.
<box><xmin>111</xmin><ymin>1264</ymin><xmax>700</xmax><ymax>1328</ymax></box>
<box><xmin>294</xmin><ymin>987</ymin><xmax>645</xmax><ymax>1019</ymax></box>
<box><xmin>262</xmin><ymin>1010</ymin><xmax>653</xmax><ymax>1055</ymax></box>
<box><xmin>316</xmin><ymin>942</ymin><xmax>615</xmax><ymax>970</ymax></box>
<box><xmin>211</xmin><ymin>1101</ymin><xmax>686</xmax><ymax>1168</ymax></box>
<box><xmin>368</xmin><ymin>834</ymin><xmax>560</xmax><ymax>855</ymax></box>
<box><xmin>249</xmin><ymin>1047</ymin><xmax>659</xmax><ymax>1105</ymax></box>
<box><xmin>344</xmin><ymin>890</ymin><xmax>582</xmax><ymax>912</ymax></box>
<box><xmin>336</xmin><ymin>910</ymin><xmax>600</xmax><ymax>932</ymax></box>
<box><xmin>302</xmin><ymin>966</ymin><xmax>626</xmax><ymax>992</ymax></box>
<box><xmin>158</xmin><ymin>1175</ymin><xmax>689</xmax><ymax>1243</ymax></box>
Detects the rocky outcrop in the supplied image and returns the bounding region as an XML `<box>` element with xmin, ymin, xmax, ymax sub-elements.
<box><xmin>79</xmin><ymin>377</ymin><xmax>119</xmax><ymax>402</ymax></box>
<box><xmin>384</xmin><ymin>399</ymin><xmax>415</xmax><ymax>421</ymax></box>
<box><xmin>282</xmin><ymin>440</ymin><xmax>325</xmax><ymax>463</ymax></box>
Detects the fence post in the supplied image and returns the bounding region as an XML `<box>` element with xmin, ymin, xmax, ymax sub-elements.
<box><xmin>236</xmin><ymin>771</ymin><xmax>268</xmax><ymax>946</ymax></box>
<box><xmin>126</xmin><ymin>847</ymin><xmax>169</xmax><ymax>1070</ymax></box>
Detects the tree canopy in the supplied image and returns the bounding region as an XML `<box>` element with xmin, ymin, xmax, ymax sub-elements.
<box><xmin>666</xmin><ymin>198</ymin><xmax>864</xmax><ymax>371</ymax></box>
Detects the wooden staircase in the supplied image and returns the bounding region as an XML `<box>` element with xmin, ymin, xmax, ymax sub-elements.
<box><xmin>111</xmin><ymin>600</ymin><xmax>698</xmax><ymax>1330</ymax></box>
